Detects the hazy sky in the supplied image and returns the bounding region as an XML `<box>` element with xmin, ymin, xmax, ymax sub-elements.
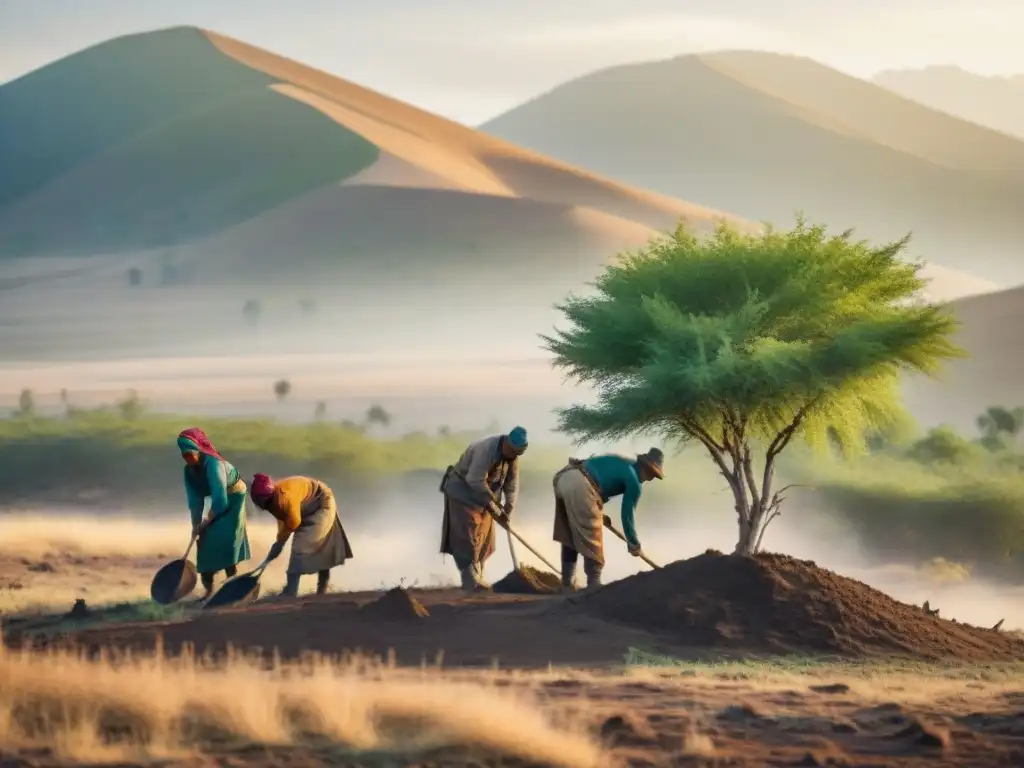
<box><xmin>1</xmin><ymin>0</ymin><xmax>1021</xmax><ymax>124</ymax></box>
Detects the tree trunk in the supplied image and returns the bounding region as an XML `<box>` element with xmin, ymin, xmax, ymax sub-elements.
<box><xmin>728</xmin><ymin>454</ymin><xmax>774</xmax><ymax>556</ymax></box>
<box><xmin>726</xmin><ymin>470</ymin><xmax>757</xmax><ymax>556</ymax></box>
<box><xmin>735</xmin><ymin>498</ymin><xmax>770</xmax><ymax>555</ymax></box>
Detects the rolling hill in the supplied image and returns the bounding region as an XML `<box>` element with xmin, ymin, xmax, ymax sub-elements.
<box><xmin>0</xmin><ymin>26</ymin><xmax>736</xmax><ymax>263</ymax></box>
<box><xmin>0</xmin><ymin>26</ymin><xmax>746</xmax><ymax>361</ymax></box>
<box><xmin>480</xmin><ymin>50</ymin><xmax>1024</xmax><ymax>285</ymax></box>
<box><xmin>0</xmin><ymin>30</ymin><xmax>1005</xmax><ymax>369</ymax></box>
<box><xmin>874</xmin><ymin>66</ymin><xmax>1024</xmax><ymax>141</ymax></box>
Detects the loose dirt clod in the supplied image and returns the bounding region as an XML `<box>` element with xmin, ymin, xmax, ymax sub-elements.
<box><xmin>358</xmin><ymin>587</ymin><xmax>429</xmax><ymax>621</ymax></box>
<box><xmin>492</xmin><ymin>565</ymin><xmax>561</xmax><ymax>594</ymax></box>
<box><xmin>66</xmin><ymin>599</ymin><xmax>91</xmax><ymax>620</ymax></box>
<box><xmin>573</xmin><ymin>550</ymin><xmax>1024</xmax><ymax>661</ymax></box>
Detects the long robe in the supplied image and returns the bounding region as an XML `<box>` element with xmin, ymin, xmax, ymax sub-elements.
<box><xmin>552</xmin><ymin>454</ymin><xmax>644</xmax><ymax>567</ymax></box>
<box><xmin>440</xmin><ymin>435</ymin><xmax>519</xmax><ymax>566</ymax></box>
<box><xmin>268</xmin><ymin>476</ymin><xmax>353</xmax><ymax>575</ymax></box>
<box><xmin>552</xmin><ymin>460</ymin><xmax>606</xmax><ymax>565</ymax></box>
<box><xmin>184</xmin><ymin>456</ymin><xmax>251</xmax><ymax>573</ymax></box>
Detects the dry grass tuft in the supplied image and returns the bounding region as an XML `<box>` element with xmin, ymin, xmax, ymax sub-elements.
<box><xmin>0</xmin><ymin>642</ymin><xmax>606</xmax><ymax>766</ymax></box>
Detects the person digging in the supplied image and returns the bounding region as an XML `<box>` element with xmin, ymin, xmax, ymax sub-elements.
<box><xmin>249</xmin><ymin>473</ymin><xmax>354</xmax><ymax>598</ymax></box>
<box><xmin>439</xmin><ymin>426</ymin><xmax>528</xmax><ymax>592</ymax></box>
<box><xmin>551</xmin><ymin>447</ymin><xmax>664</xmax><ymax>592</ymax></box>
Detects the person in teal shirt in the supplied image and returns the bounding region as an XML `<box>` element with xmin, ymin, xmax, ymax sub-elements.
<box><xmin>551</xmin><ymin>447</ymin><xmax>664</xmax><ymax>591</ymax></box>
<box><xmin>176</xmin><ymin>427</ymin><xmax>252</xmax><ymax>601</ymax></box>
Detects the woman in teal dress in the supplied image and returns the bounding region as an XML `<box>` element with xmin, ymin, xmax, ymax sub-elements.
<box><xmin>176</xmin><ymin>427</ymin><xmax>251</xmax><ymax>600</ymax></box>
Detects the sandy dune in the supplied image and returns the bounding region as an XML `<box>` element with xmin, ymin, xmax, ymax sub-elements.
<box><xmin>0</xmin><ymin>26</ymin><xmax>737</xmax><ymax>265</ymax></box>
<box><xmin>0</xmin><ymin>26</ymin><xmax>750</xmax><ymax>363</ymax></box>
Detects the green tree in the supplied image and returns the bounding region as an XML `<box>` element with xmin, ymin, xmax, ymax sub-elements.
<box><xmin>243</xmin><ymin>299</ymin><xmax>262</xmax><ymax>325</ymax></box>
<box><xmin>115</xmin><ymin>389</ymin><xmax>144</xmax><ymax>421</ymax></box>
<box><xmin>273</xmin><ymin>379</ymin><xmax>292</xmax><ymax>402</ymax></box>
<box><xmin>15</xmin><ymin>388</ymin><xmax>35</xmax><ymax>419</ymax></box>
<box><xmin>976</xmin><ymin>405</ymin><xmax>1024</xmax><ymax>452</ymax></box>
<box><xmin>905</xmin><ymin>426</ymin><xmax>981</xmax><ymax>465</ymax></box>
<box><xmin>364</xmin><ymin>403</ymin><xmax>393</xmax><ymax>430</ymax></box>
<box><xmin>543</xmin><ymin>219</ymin><xmax>963</xmax><ymax>555</ymax></box>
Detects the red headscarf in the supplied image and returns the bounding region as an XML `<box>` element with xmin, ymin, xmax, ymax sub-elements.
<box><xmin>176</xmin><ymin>427</ymin><xmax>224</xmax><ymax>461</ymax></box>
<box><xmin>250</xmin><ymin>472</ymin><xmax>275</xmax><ymax>504</ymax></box>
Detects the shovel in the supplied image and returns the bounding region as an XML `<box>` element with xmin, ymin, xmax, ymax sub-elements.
<box><xmin>486</xmin><ymin>502</ymin><xmax>559</xmax><ymax>575</ymax></box>
<box><xmin>604</xmin><ymin>520</ymin><xmax>661</xmax><ymax>569</ymax></box>
<box><xmin>150</xmin><ymin>534</ymin><xmax>199</xmax><ymax>605</ymax></box>
<box><xmin>202</xmin><ymin>556</ymin><xmax>271</xmax><ymax>610</ymax></box>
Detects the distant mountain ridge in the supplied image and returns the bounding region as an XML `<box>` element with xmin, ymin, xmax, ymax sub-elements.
<box><xmin>874</xmin><ymin>66</ymin><xmax>1024</xmax><ymax>141</ymax></box>
<box><xmin>481</xmin><ymin>50</ymin><xmax>1024</xmax><ymax>285</ymax></box>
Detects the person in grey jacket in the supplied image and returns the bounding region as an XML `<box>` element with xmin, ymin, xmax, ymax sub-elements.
<box><xmin>439</xmin><ymin>426</ymin><xmax>528</xmax><ymax>591</ymax></box>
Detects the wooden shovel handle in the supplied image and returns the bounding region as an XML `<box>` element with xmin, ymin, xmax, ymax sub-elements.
<box><xmin>604</xmin><ymin>521</ymin><xmax>661</xmax><ymax>569</ymax></box>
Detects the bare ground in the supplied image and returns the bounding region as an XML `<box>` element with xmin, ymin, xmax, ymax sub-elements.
<box><xmin>3</xmin><ymin>553</ymin><xmax>1024</xmax><ymax>766</ymax></box>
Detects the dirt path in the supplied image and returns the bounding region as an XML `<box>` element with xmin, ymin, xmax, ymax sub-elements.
<box><xmin>19</xmin><ymin>589</ymin><xmax>691</xmax><ymax>669</ymax></box>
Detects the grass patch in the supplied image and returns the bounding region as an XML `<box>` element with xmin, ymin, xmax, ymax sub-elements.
<box><xmin>624</xmin><ymin>647</ymin><xmax>1024</xmax><ymax>682</ymax></box>
<box><xmin>3</xmin><ymin>599</ymin><xmax>190</xmax><ymax>639</ymax></box>
<box><xmin>0</xmin><ymin>408</ymin><xmax>721</xmax><ymax>509</ymax></box>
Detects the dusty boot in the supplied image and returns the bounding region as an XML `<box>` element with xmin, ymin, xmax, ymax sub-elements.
<box><xmin>459</xmin><ymin>566</ymin><xmax>489</xmax><ymax>593</ymax></box>
<box><xmin>473</xmin><ymin>562</ymin><xmax>491</xmax><ymax>589</ymax></box>
<box><xmin>459</xmin><ymin>565</ymin><xmax>477</xmax><ymax>592</ymax></box>
<box><xmin>316</xmin><ymin>570</ymin><xmax>330</xmax><ymax>595</ymax></box>
<box><xmin>560</xmin><ymin>561</ymin><xmax>578</xmax><ymax>594</ymax></box>
<box><xmin>280</xmin><ymin>573</ymin><xmax>301</xmax><ymax>598</ymax></box>
<box><xmin>583</xmin><ymin>559</ymin><xmax>603</xmax><ymax>592</ymax></box>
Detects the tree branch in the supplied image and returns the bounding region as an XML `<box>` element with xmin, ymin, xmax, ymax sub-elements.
<box><xmin>741</xmin><ymin>444</ymin><xmax>761</xmax><ymax>513</ymax></box>
<box><xmin>753</xmin><ymin>509</ymin><xmax>781</xmax><ymax>552</ymax></box>
<box><xmin>765</xmin><ymin>400</ymin><xmax>816</xmax><ymax>461</ymax></box>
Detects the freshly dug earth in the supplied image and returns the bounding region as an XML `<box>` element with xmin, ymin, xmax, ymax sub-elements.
<box><xmin>574</xmin><ymin>550</ymin><xmax>1024</xmax><ymax>661</ymax></box>
<box><xmin>493</xmin><ymin>565</ymin><xmax>561</xmax><ymax>594</ymax></box>
<box><xmin>357</xmin><ymin>587</ymin><xmax>430</xmax><ymax>621</ymax></box>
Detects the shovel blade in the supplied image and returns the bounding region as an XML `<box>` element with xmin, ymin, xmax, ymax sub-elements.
<box><xmin>202</xmin><ymin>574</ymin><xmax>262</xmax><ymax>610</ymax></box>
<box><xmin>150</xmin><ymin>558</ymin><xmax>198</xmax><ymax>605</ymax></box>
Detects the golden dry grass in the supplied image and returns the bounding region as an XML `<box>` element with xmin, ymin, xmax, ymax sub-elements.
<box><xmin>5</xmin><ymin>640</ymin><xmax>1021</xmax><ymax>767</ymax></box>
<box><xmin>0</xmin><ymin>643</ymin><xmax>606</xmax><ymax>766</ymax></box>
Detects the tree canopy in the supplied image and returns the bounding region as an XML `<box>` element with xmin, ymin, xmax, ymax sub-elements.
<box><xmin>543</xmin><ymin>218</ymin><xmax>965</xmax><ymax>554</ymax></box>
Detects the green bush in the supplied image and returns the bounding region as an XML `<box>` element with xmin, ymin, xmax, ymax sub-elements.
<box><xmin>0</xmin><ymin>410</ymin><xmax>586</xmax><ymax>508</ymax></box>
<box><xmin>799</xmin><ymin>452</ymin><xmax>1024</xmax><ymax>576</ymax></box>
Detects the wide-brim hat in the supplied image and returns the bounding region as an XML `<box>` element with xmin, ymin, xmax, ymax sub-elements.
<box><xmin>637</xmin><ymin>447</ymin><xmax>664</xmax><ymax>479</ymax></box>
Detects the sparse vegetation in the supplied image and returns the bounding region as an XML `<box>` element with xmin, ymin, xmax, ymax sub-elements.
<box><xmin>798</xmin><ymin>404</ymin><xmax>1024</xmax><ymax>578</ymax></box>
<box><xmin>977</xmin><ymin>405</ymin><xmax>1024</xmax><ymax>452</ymax></box>
<box><xmin>364</xmin><ymin>403</ymin><xmax>393</xmax><ymax>430</ymax></box>
<box><xmin>546</xmin><ymin>219</ymin><xmax>963</xmax><ymax>555</ymax></box>
<box><xmin>243</xmin><ymin>299</ymin><xmax>262</xmax><ymax>324</ymax></box>
<box><xmin>115</xmin><ymin>389</ymin><xmax>144</xmax><ymax>421</ymax></box>
<box><xmin>0</xmin><ymin>406</ymin><xmax>570</xmax><ymax>506</ymax></box>
<box><xmin>273</xmin><ymin>378</ymin><xmax>291</xmax><ymax>401</ymax></box>
<box><xmin>15</xmin><ymin>388</ymin><xmax>35</xmax><ymax>419</ymax></box>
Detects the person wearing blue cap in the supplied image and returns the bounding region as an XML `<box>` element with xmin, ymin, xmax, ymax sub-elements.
<box><xmin>552</xmin><ymin>447</ymin><xmax>664</xmax><ymax>592</ymax></box>
<box><xmin>439</xmin><ymin>426</ymin><xmax>529</xmax><ymax>591</ymax></box>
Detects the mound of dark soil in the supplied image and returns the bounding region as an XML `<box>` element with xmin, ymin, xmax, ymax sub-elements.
<box><xmin>493</xmin><ymin>565</ymin><xmax>561</xmax><ymax>594</ymax></box>
<box><xmin>574</xmin><ymin>550</ymin><xmax>1024</xmax><ymax>661</ymax></box>
<box><xmin>358</xmin><ymin>587</ymin><xmax>430</xmax><ymax>621</ymax></box>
